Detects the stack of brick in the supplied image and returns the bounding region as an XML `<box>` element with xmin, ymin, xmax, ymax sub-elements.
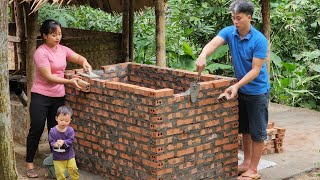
<box><xmin>238</xmin><ymin>122</ymin><xmax>286</xmax><ymax>155</ymax></box>
<box><xmin>64</xmin><ymin>62</ymin><xmax>240</xmax><ymax>179</ymax></box>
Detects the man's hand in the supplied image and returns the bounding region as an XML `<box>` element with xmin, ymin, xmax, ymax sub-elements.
<box><xmin>196</xmin><ymin>54</ymin><xmax>206</xmax><ymax>73</ymax></box>
<box><xmin>225</xmin><ymin>84</ymin><xmax>239</xmax><ymax>99</ymax></box>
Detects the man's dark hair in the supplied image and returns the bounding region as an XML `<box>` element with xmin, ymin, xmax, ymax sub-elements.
<box><xmin>229</xmin><ymin>0</ymin><xmax>254</xmax><ymax>16</ymax></box>
<box><xmin>40</xmin><ymin>19</ymin><xmax>61</xmax><ymax>38</ymax></box>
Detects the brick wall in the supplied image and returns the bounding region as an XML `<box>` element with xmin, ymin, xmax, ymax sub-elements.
<box><xmin>65</xmin><ymin>62</ymin><xmax>239</xmax><ymax>179</ymax></box>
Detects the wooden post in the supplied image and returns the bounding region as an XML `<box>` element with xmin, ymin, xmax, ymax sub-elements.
<box><xmin>155</xmin><ymin>0</ymin><xmax>166</xmax><ymax>67</ymax></box>
<box><xmin>14</xmin><ymin>0</ymin><xmax>26</xmax><ymax>72</ymax></box>
<box><xmin>261</xmin><ymin>0</ymin><xmax>271</xmax><ymax>76</ymax></box>
<box><xmin>0</xmin><ymin>0</ymin><xmax>18</xmax><ymax>178</ymax></box>
<box><xmin>122</xmin><ymin>0</ymin><xmax>130</xmax><ymax>62</ymax></box>
<box><xmin>23</xmin><ymin>3</ymin><xmax>37</xmax><ymax>129</ymax></box>
<box><xmin>129</xmin><ymin>0</ymin><xmax>134</xmax><ymax>61</ymax></box>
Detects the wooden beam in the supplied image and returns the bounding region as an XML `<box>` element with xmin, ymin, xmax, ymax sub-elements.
<box><xmin>8</xmin><ymin>35</ymin><xmax>21</xmax><ymax>42</ymax></box>
<box><xmin>14</xmin><ymin>0</ymin><xmax>26</xmax><ymax>71</ymax></box>
<box><xmin>261</xmin><ymin>0</ymin><xmax>271</xmax><ymax>76</ymax></box>
<box><xmin>129</xmin><ymin>0</ymin><xmax>134</xmax><ymax>61</ymax></box>
<box><xmin>122</xmin><ymin>0</ymin><xmax>130</xmax><ymax>62</ymax></box>
<box><xmin>155</xmin><ymin>0</ymin><xmax>166</xmax><ymax>67</ymax></box>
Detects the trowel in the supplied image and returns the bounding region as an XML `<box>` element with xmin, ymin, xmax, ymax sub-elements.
<box><xmin>77</xmin><ymin>69</ymin><xmax>100</xmax><ymax>79</ymax></box>
<box><xmin>180</xmin><ymin>71</ymin><xmax>201</xmax><ymax>103</ymax></box>
<box><xmin>53</xmin><ymin>146</ymin><xmax>65</xmax><ymax>153</ymax></box>
<box><xmin>190</xmin><ymin>71</ymin><xmax>201</xmax><ymax>103</ymax></box>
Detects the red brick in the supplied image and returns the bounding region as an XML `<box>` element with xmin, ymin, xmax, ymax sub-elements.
<box><xmin>150</xmin><ymin>88</ymin><xmax>174</xmax><ymax>98</ymax></box>
<box><xmin>215</xmin><ymin>138</ymin><xmax>230</xmax><ymax>146</ymax></box>
<box><xmin>204</xmin><ymin>119</ymin><xmax>220</xmax><ymax>128</ymax></box>
<box><xmin>101</xmin><ymin>65</ymin><xmax>117</xmax><ymax>73</ymax></box>
<box><xmin>176</xmin><ymin>118</ymin><xmax>193</xmax><ymax>126</ymax></box>
<box><xmin>223</xmin><ymin>143</ymin><xmax>238</xmax><ymax>151</ymax></box>
<box><xmin>105</xmin><ymin>81</ymin><xmax>120</xmax><ymax>90</ymax></box>
<box><xmin>120</xmin><ymin>153</ymin><xmax>132</xmax><ymax>161</ymax></box>
<box><xmin>167</xmin><ymin>128</ymin><xmax>183</xmax><ymax>136</ymax></box>
<box><xmin>212</xmin><ymin>79</ymin><xmax>231</xmax><ymax>88</ymax></box>
<box><xmin>187</xmin><ymin>137</ymin><xmax>202</xmax><ymax>146</ymax></box>
<box><xmin>92</xmin><ymin>144</ymin><xmax>103</xmax><ymax>152</ymax></box>
<box><xmin>223</xmin><ymin>101</ymin><xmax>238</xmax><ymax>108</ymax></box>
<box><xmin>78</xmin><ymin>139</ymin><xmax>92</xmax><ymax>148</ymax></box>
<box><xmin>167</xmin><ymin>143</ymin><xmax>183</xmax><ymax>151</ymax></box>
<box><xmin>268</xmin><ymin>122</ymin><xmax>275</xmax><ymax>129</ymax></box>
<box><xmin>196</xmin><ymin>142</ymin><xmax>212</xmax><ymax>152</ymax></box>
<box><xmin>177</xmin><ymin>147</ymin><xmax>195</xmax><ymax>157</ymax></box>
<box><xmin>199</xmin><ymin>81</ymin><xmax>214</xmax><ymax>90</ymax></box>
<box><xmin>224</xmin><ymin>115</ymin><xmax>238</xmax><ymax>123</ymax></box>
<box><xmin>179</xmin><ymin>161</ymin><xmax>194</xmax><ymax>170</ymax></box>
<box><xmin>142</xmin><ymin>159</ymin><xmax>158</xmax><ymax>168</ymax></box>
<box><xmin>156</xmin><ymin>168</ymin><xmax>173</xmax><ymax>176</ymax></box>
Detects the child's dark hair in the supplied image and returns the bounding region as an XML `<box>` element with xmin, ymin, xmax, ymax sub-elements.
<box><xmin>229</xmin><ymin>0</ymin><xmax>254</xmax><ymax>16</ymax></box>
<box><xmin>56</xmin><ymin>106</ymin><xmax>73</xmax><ymax>117</ymax></box>
<box><xmin>40</xmin><ymin>19</ymin><xmax>61</xmax><ymax>38</ymax></box>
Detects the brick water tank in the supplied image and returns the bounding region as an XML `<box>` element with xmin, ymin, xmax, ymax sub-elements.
<box><xmin>65</xmin><ymin>62</ymin><xmax>239</xmax><ymax>180</ymax></box>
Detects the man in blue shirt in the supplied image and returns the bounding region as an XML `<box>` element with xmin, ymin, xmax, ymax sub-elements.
<box><xmin>196</xmin><ymin>0</ymin><xmax>269</xmax><ymax>179</ymax></box>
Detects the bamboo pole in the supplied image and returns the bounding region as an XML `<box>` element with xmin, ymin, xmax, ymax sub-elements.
<box><xmin>155</xmin><ymin>0</ymin><xmax>166</xmax><ymax>67</ymax></box>
<box><xmin>122</xmin><ymin>0</ymin><xmax>130</xmax><ymax>62</ymax></box>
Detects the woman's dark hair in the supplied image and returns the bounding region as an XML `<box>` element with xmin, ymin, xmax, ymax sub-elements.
<box><xmin>40</xmin><ymin>19</ymin><xmax>61</xmax><ymax>38</ymax></box>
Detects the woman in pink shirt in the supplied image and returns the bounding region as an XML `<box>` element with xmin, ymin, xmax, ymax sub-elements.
<box><xmin>26</xmin><ymin>19</ymin><xmax>91</xmax><ymax>178</ymax></box>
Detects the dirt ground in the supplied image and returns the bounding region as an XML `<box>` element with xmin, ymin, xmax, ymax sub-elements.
<box><xmin>13</xmin><ymin>102</ymin><xmax>320</xmax><ymax>180</ymax></box>
<box><xmin>15</xmin><ymin>144</ymin><xmax>53</xmax><ymax>180</ymax></box>
<box><xmin>15</xmin><ymin>143</ymin><xmax>105</xmax><ymax>180</ymax></box>
<box><xmin>285</xmin><ymin>168</ymin><xmax>320</xmax><ymax>180</ymax></box>
<box><xmin>14</xmin><ymin>143</ymin><xmax>320</xmax><ymax>180</ymax></box>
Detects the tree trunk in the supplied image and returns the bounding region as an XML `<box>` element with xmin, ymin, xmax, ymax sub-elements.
<box><xmin>155</xmin><ymin>0</ymin><xmax>166</xmax><ymax>67</ymax></box>
<box><xmin>129</xmin><ymin>0</ymin><xmax>134</xmax><ymax>61</ymax></box>
<box><xmin>261</xmin><ymin>0</ymin><xmax>271</xmax><ymax>76</ymax></box>
<box><xmin>0</xmin><ymin>0</ymin><xmax>18</xmax><ymax>179</ymax></box>
<box><xmin>122</xmin><ymin>0</ymin><xmax>130</xmax><ymax>62</ymax></box>
<box><xmin>24</xmin><ymin>3</ymin><xmax>37</xmax><ymax>129</ymax></box>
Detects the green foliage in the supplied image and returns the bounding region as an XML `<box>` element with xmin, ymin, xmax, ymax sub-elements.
<box><xmin>268</xmin><ymin>0</ymin><xmax>320</xmax><ymax>110</ymax></box>
<box><xmin>38</xmin><ymin>4</ymin><xmax>122</xmax><ymax>32</ymax></box>
<box><xmin>269</xmin><ymin>0</ymin><xmax>320</xmax><ymax>59</ymax></box>
<box><xmin>270</xmin><ymin>52</ymin><xmax>320</xmax><ymax>110</ymax></box>
<box><xmin>37</xmin><ymin>0</ymin><xmax>320</xmax><ymax>111</ymax></box>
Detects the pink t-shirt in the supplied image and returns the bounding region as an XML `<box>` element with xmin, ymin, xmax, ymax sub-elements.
<box><xmin>31</xmin><ymin>44</ymin><xmax>75</xmax><ymax>97</ymax></box>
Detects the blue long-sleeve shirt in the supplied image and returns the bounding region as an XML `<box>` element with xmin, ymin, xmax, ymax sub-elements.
<box><xmin>49</xmin><ymin>126</ymin><xmax>75</xmax><ymax>160</ymax></box>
